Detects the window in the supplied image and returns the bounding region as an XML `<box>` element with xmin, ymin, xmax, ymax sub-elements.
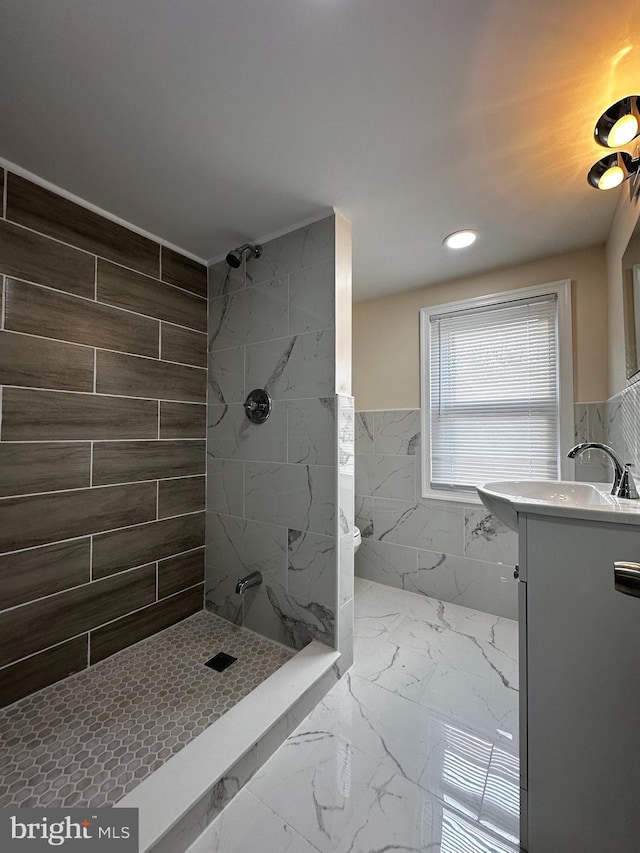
<box><xmin>420</xmin><ymin>280</ymin><xmax>573</xmax><ymax>501</ymax></box>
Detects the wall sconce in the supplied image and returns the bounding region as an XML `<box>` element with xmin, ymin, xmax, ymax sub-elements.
<box><xmin>588</xmin><ymin>96</ymin><xmax>640</xmax><ymax>192</ymax></box>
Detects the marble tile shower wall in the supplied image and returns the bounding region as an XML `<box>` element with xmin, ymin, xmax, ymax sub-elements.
<box><xmin>0</xmin><ymin>170</ymin><xmax>208</xmax><ymax>708</ymax></box>
<box><xmin>206</xmin><ymin>216</ymin><xmax>340</xmax><ymax>651</ymax></box>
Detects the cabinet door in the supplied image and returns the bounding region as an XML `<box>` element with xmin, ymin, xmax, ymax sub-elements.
<box><xmin>525</xmin><ymin>515</ymin><xmax>640</xmax><ymax>853</ymax></box>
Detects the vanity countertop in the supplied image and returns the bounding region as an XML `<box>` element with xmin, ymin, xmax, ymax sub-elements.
<box><xmin>477</xmin><ymin>480</ymin><xmax>640</xmax><ymax>530</ymax></box>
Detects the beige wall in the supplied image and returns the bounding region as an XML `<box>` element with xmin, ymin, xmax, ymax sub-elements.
<box><xmin>606</xmin><ymin>187</ymin><xmax>640</xmax><ymax>395</ymax></box>
<box><xmin>353</xmin><ymin>245</ymin><xmax>608</xmax><ymax>411</ymax></box>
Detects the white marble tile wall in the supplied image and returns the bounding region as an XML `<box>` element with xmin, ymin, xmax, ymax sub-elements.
<box><xmin>355</xmin><ymin>410</ymin><xmax>519</xmax><ymax>620</ymax></box>
<box><xmin>606</xmin><ymin>381</ymin><xmax>640</xmax><ymax>474</ymax></box>
<box><xmin>206</xmin><ymin>216</ymin><xmax>347</xmax><ymax>654</ymax></box>
<box><xmin>354</xmin><ymin>402</ymin><xmax>623</xmax><ymax>618</ymax></box>
<box><xmin>573</xmin><ymin>401</ymin><xmax>610</xmax><ymax>483</ymax></box>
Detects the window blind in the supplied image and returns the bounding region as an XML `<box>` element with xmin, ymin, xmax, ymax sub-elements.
<box><xmin>429</xmin><ymin>293</ymin><xmax>559</xmax><ymax>491</ymax></box>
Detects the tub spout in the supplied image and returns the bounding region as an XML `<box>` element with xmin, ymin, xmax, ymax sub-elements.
<box><xmin>235</xmin><ymin>571</ymin><xmax>263</xmax><ymax>595</ymax></box>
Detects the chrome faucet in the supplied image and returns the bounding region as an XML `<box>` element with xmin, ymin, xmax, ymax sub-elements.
<box><xmin>567</xmin><ymin>442</ymin><xmax>639</xmax><ymax>499</ymax></box>
<box><xmin>235</xmin><ymin>571</ymin><xmax>263</xmax><ymax>595</ymax></box>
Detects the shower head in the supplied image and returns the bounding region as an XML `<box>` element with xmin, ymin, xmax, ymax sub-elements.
<box><xmin>225</xmin><ymin>243</ymin><xmax>262</xmax><ymax>268</ymax></box>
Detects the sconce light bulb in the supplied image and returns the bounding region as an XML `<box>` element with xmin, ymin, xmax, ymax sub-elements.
<box><xmin>608</xmin><ymin>114</ymin><xmax>639</xmax><ymax>148</ymax></box>
<box><xmin>598</xmin><ymin>165</ymin><xmax>625</xmax><ymax>190</ymax></box>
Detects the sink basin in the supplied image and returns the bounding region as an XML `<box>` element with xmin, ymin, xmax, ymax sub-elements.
<box><xmin>477</xmin><ymin>480</ymin><xmax>620</xmax><ymax>531</ymax></box>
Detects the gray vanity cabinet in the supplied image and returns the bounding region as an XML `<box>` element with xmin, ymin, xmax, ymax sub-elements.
<box><xmin>518</xmin><ymin>513</ymin><xmax>640</xmax><ymax>852</ymax></box>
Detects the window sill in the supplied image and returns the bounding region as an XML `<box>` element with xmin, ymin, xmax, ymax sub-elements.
<box><xmin>421</xmin><ymin>488</ymin><xmax>483</xmax><ymax>505</ymax></box>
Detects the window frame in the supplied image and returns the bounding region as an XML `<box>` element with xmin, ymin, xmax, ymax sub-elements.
<box><xmin>419</xmin><ymin>279</ymin><xmax>574</xmax><ymax>503</ymax></box>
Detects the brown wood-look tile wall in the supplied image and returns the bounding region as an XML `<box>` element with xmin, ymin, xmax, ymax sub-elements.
<box><xmin>0</xmin><ymin>169</ymin><xmax>208</xmax><ymax>708</ymax></box>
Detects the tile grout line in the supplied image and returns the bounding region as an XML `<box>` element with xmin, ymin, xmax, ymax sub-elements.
<box><xmin>0</xmin><ymin>471</ymin><xmax>205</xmax><ymax>503</ymax></box>
<box><xmin>2</xmin><ymin>272</ymin><xmax>206</xmax><ymax>333</ymax></box>
<box><xmin>0</xmin><ymin>327</ymin><xmax>208</xmax><ymax>371</ymax></box>
<box><xmin>0</xmin><ymin>508</ymin><xmax>205</xmax><ymax>566</ymax></box>
<box><xmin>1</xmin><ymin>215</ymin><xmax>206</xmax><ymax>302</ymax></box>
<box><xmin>1</xmin><ymin>541</ymin><xmax>205</xmax><ymax>603</ymax></box>
<box><xmin>1</xmin><ymin>437</ymin><xmax>204</xmax><ymax>445</ymax></box>
<box><xmin>0</xmin><ymin>580</ymin><xmax>207</xmax><ymax>676</ymax></box>
<box><xmin>1</xmin><ymin>382</ymin><xmax>206</xmax><ymax>404</ymax></box>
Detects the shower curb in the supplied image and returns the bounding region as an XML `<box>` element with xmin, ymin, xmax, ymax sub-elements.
<box><xmin>117</xmin><ymin>641</ymin><xmax>341</xmax><ymax>853</ymax></box>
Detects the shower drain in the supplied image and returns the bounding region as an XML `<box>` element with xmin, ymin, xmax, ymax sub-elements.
<box><xmin>204</xmin><ymin>652</ymin><xmax>238</xmax><ymax>672</ymax></box>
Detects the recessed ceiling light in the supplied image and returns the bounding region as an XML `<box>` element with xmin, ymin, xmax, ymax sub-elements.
<box><xmin>443</xmin><ymin>229</ymin><xmax>478</xmax><ymax>249</ymax></box>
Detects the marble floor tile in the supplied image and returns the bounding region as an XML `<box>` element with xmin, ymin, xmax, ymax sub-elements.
<box><xmin>193</xmin><ymin>579</ymin><xmax>520</xmax><ymax>852</ymax></box>
<box><xmin>353</xmin><ymin>576</ymin><xmax>372</xmax><ymax>598</ymax></box>
<box><xmin>335</xmin><ymin>764</ymin><xmax>518</xmax><ymax>853</ymax></box>
<box><xmin>247</xmin><ymin>730</ymin><xmax>380</xmax><ymax>851</ymax></box>
<box><xmin>185</xmin><ymin>788</ymin><xmax>320</xmax><ymax>853</ymax></box>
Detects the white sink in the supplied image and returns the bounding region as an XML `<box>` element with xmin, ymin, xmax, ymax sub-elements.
<box><xmin>476</xmin><ymin>480</ymin><xmax>640</xmax><ymax>531</ymax></box>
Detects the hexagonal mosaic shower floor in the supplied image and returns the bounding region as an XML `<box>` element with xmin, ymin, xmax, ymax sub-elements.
<box><xmin>0</xmin><ymin>611</ymin><xmax>294</xmax><ymax>809</ymax></box>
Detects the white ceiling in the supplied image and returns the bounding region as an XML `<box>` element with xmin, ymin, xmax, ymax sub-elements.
<box><xmin>0</xmin><ymin>0</ymin><xmax>637</xmax><ymax>300</ymax></box>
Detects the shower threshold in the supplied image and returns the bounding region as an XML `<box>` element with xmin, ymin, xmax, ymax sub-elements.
<box><xmin>0</xmin><ymin>610</ymin><xmax>340</xmax><ymax>852</ymax></box>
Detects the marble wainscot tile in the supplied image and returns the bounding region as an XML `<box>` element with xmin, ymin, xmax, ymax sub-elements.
<box><xmin>243</xmin><ymin>577</ymin><xmax>335</xmax><ymax>650</ymax></box>
<box><xmin>573</xmin><ymin>402</ymin><xmax>588</xmax><ymax>443</ymax></box>
<box><xmin>354</xmin><ymin>412</ymin><xmax>373</xmax><ymax>454</ymax></box>
<box><xmin>287</xmin><ymin>529</ymin><xmax>336</xmax><ymax>610</ymax></box>
<box><xmin>354</xmin><ymin>495</ymin><xmax>374</xmax><ymax>538</ymax></box>
<box><xmin>246</xmin><ymin>729</ymin><xmax>380</xmax><ymax>852</ymax></box>
<box><xmin>208</xmin><ymin>276</ymin><xmax>288</xmax><ymax>351</ymax></box>
<box><xmin>208</xmin><ymin>257</ymin><xmax>245</xmax><ymax>300</ymax></box>
<box><xmin>207</xmin><ymin>402</ymin><xmax>287</xmax><ymax>463</ymax></box>
<box><xmin>207</xmin><ymin>346</ymin><xmax>245</xmax><ymax>406</ymax></box>
<box><xmin>354</xmin><ymin>538</ymin><xmax>418</xmax><ymax>592</ymax></box>
<box><xmin>205</xmin><ymin>513</ymin><xmax>287</xmax><ymax>624</ymax></box>
<box><xmin>287</xmin><ymin>397</ymin><xmax>336</xmax><ymax>465</ymax></box>
<box><xmin>463</xmin><ymin>508</ymin><xmax>518</xmax><ymax>565</ymax></box>
<box><xmin>355</xmin><ymin>453</ymin><xmax>416</xmax><ymax>501</ymax></box>
<box><xmin>416</xmin><ymin>550</ymin><xmax>518</xmax><ymax>620</ymax></box>
<box><xmin>373</xmin><ymin>409</ymin><xmax>421</xmax><ymax>455</ymax></box>
<box><xmin>606</xmin><ymin>393</ymin><xmax>627</xmax><ymax>461</ymax></box>
<box><xmin>206</xmin><ymin>457</ymin><xmax>243</xmax><ymax>517</ymax></box>
<box><xmin>288</xmin><ymin>259</ymin><xmax>335</xmax><ymax>335</ymax></box>
<box><xmin>374</xmin><ymin>497</ymin><xmax>464</xmax><ymax>555</ymax></box>
<box><xmin>245</xmin><ymin>329</ymin><xmax>335</xmax><ymax>401</ymax></box>
<box><xmin>244</xmin><ymin>462</ymin><xmax>336</xmax><ymax>536</ymax></box>
<box><xmin>587</xmin><ymin>401</ymin><xmax>607</xmax><ymax>443</ymax></box>
<box><xmin>245</xmin><ymin>215</ymin><xmax>335</xmax><ymax>287</ymax></box>
<box><xmin>619</xmin><ymin>383</ymin><xmax>640</xmax><ymax>468</ymax></box>
<box><xmin>185</xmin><ymin>788</ymin><xmax>318</xmax><ymax>853</ymax></box>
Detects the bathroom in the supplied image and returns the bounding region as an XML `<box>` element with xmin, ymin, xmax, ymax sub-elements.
<box><xmin>0</xmin><ymin>2</ymin><xmax>639</xmax><ymax>852</ymax></box>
